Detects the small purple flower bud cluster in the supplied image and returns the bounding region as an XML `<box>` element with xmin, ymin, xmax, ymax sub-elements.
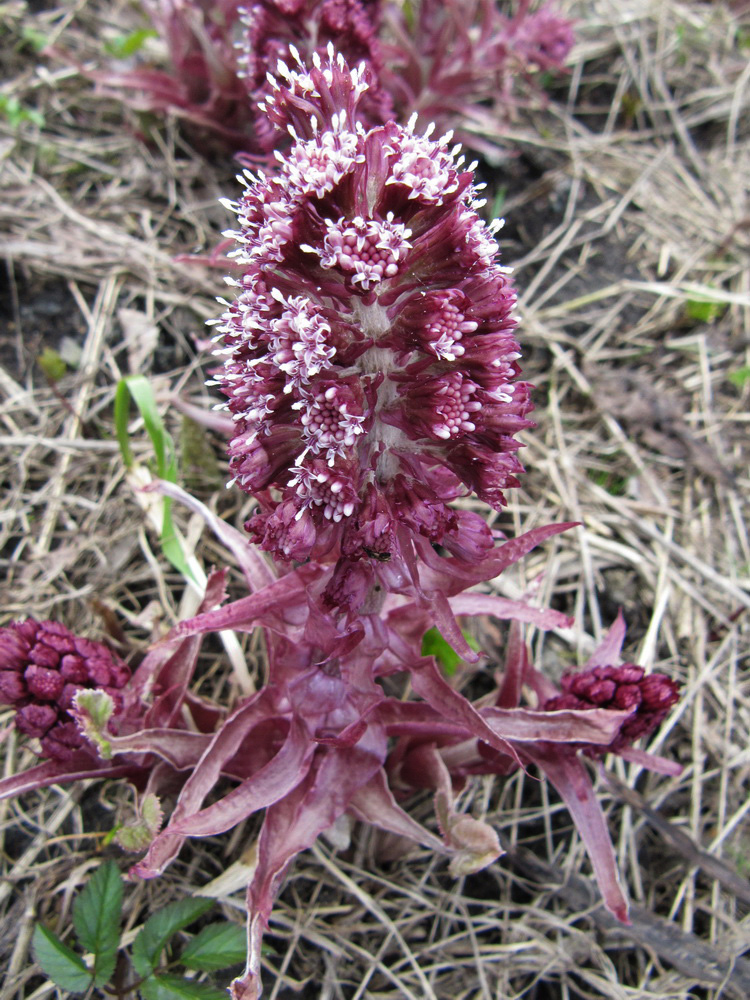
<box><xmin>0</xmin><ymin>620</ymin><xmax>131</xmax><ymax>761</ymax></box>
<box><xmin>214</xmin><ymin>49</ymin><xmax>532</xmax><ymax>603</ymax></box>
<box><xmin>544</xmin><ymin>663</ymin><xmax>681</xmax><ymax>754</ymax></box>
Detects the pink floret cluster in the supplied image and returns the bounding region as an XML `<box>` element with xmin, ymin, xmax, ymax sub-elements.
<box><xmin>239</xmin><ymin>0</ymin><xmax>392</xmax><ymax>148</ymax></box>
<box><xmin>213</xmin><ymin>49</ymin><xmax>531</xmax><ymax>611</ymax></box>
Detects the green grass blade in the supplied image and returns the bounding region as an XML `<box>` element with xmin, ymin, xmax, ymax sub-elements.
<box><xmin>114</xmin><ymin>378</ymin><xmax>135</xmax><ymax>469</ymax></box>
<box><xmin>114</xmin><ymin>375</ymin><xmax>195</xmax><ymax>580</ymax></box>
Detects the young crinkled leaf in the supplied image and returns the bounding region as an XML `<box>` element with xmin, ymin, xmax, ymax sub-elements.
<box><xmin>71</xmin><ymin>860</ymin><xmax>123</xmax><ymax>987</ymax></box>
<box><xmin>116</xmin><ymin>793</ymin><xmax>164</xmax><ymax>852</ymax></box>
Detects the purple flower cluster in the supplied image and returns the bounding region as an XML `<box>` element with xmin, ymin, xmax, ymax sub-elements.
<box><xmin>239</xmin><ymin>0</ymin><xmax>392</xmax><ymax>148</ymax></box>
<box><xmin>543</xmin><ymin>663</ymin><xmax>681</xmax><ymax>754</ymax></box>
<box><xmin>505</xmin><ymin>1</ymin><xmax>577</xmax><ymax>72</ymax></box>
<box><xmin>214</xmin><ymin>48</ymin><xmax>531</xmax><ymax>609</ymax></box>
<box><xmin>384</xmin><ymin>0</ymin><xmax>575</xmax><ymax>147</ymax></box>
<box><xmin>0</xmin><ymin>619</ymin><xmax>131</xmax><ymax>761</ymax></box>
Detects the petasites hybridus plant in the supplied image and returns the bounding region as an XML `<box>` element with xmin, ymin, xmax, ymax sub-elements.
<box><xmin>3</xmin><ymin>41</ymin><xmax>683</xmax><ymax>1000</ymax></box>
<box><xmin>109</xmin><ymin>476</ymin><xmax>681</xmax><ymax>1000</ymax></box>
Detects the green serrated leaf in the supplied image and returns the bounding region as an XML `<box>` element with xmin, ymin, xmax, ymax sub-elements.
<box><xmin>142</xmin><ymin>793</ymin><xmax>163</xmax><ymax>831</ymax></box>
<box><xmin>180</xmin><ymin>923</ymin><xmax>247</xmax><ymax>972</ymax></box>
<box><xmin>141</xmin><ymin>973</ymin><xmax>229</xmax><ymax>1000</ymax></box>
<box><xmin>32</xmin><ymin>925</ymin><xmax>93</xmax><ymax>993</ymax></box>
<box><xmin>116</xmin><ymin>793</ymin><xmax>164</xmax><ymax>852</ymax></box>
<box><xmin>73</xmin><ymin>689</ymin><xmax>115</xmax><ymax>758</ymax></box>
<box><xmin>72</xmin><ymin>860</ymin><xmax>123</xmax><ymax>987</ymax></box>
<box><xmin>132</xmin><ymin>898</ymin><xmax>215</xmax><ymax>978</ymax></box>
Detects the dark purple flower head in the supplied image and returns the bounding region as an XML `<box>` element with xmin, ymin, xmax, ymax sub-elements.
<box><xmin>240</xmin><ymin>0</ymin><xmax>391</xmax><ymax>147</ymax></box>
<box><xmin>214</xmin><ymin>48</ymin><xmax>532</xmax><ymax>607</ymax></box>
<box><xmin>0</xmin><ymin>619</ymin><xmax>132</xmax><ymax>761</ymax></box>
<box><xmin>506</xmin><ymin>5</ymin><xmax>576</xmax><ymax>72</ymax></box>
<box><xmin>543</xmin><ymin>663</ymin><xmax>681</xmax><ymax>754</ymax></box>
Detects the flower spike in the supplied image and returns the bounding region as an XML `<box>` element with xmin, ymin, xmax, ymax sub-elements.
<box><xmin>215</xmin><ymin>51</ymin><xmax>532</xmax><ymax>612</ymax></box>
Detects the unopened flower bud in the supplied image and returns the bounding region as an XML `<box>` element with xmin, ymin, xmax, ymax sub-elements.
<box><xmin>544</xmin><ymin>663</ymin><xmax>681</xmax><ymax>754</ymax></box>
<box><xmin>0</xmin><ymin>619</ymin><xmax>132</xmax><ymax>761</ymax></box>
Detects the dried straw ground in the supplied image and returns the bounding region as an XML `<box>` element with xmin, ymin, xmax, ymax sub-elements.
<box><xmin>1</xmin><ymin>1</ymin><xmax>749</xmax><ymax>997</ymax></box>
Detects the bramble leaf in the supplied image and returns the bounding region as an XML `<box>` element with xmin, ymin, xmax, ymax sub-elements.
<box><xmin>32</xmin><ymin>925</ymin><xmax>92</xmax><ymax>993</ymax></box>
<box><xmin>72</xmin><ymin>860</ymin><xmax>123</xmax><ymax>987</ymax></box>
<box><xmin>116</xmin><ymin>793</ymin><xmax>164</xmax><ymax>851</ymax></box>
<box><xmin>180</xmin><ymin>922</ymin><xmax>247</xmax><ymax>971</ymax></box>
<box><xmin>132</xmin><ymin>898</ymin><xmax>215</xmax><ymax>978</ymax></box>
<box><xmin>73</xmin><ymin>689</ymin><xmax>115</xmax><ymax>758</ymax></box>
